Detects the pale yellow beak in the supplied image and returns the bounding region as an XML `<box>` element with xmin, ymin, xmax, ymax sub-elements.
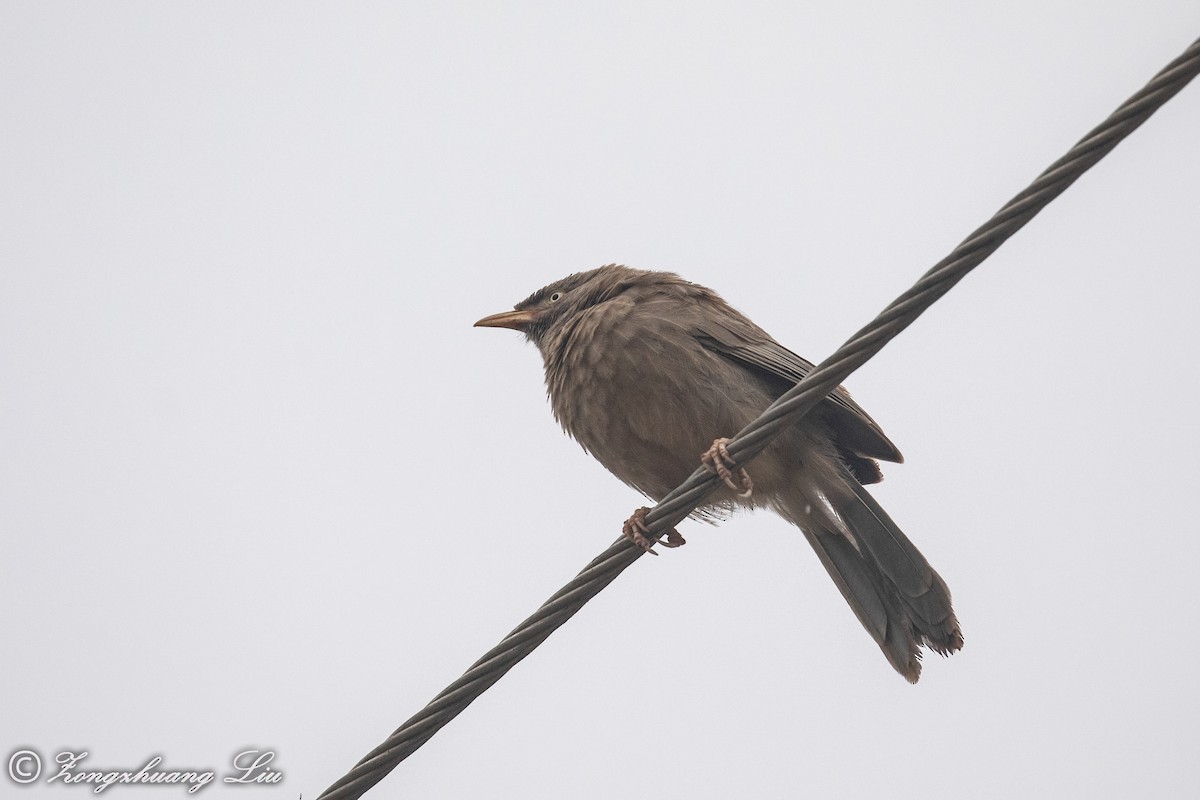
<box><xmin>473</xmin><ymin>309</ymin><xmax>538</xmax><ymax>330</ymax></box>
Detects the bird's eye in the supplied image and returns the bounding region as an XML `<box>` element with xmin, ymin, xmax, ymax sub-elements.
<box><xmin>549</xmin><ymin>292</ymin><xmax>563</xmax><ymax>303</ymax></box>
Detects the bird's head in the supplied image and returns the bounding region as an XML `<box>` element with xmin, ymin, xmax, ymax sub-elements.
<box><xmin>474</xmin><ymin>264</ymin><xmax>663</xmax><ymax>351</ymax></box>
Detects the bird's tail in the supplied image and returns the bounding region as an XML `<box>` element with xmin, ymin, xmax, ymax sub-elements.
<box><xmin>778</xmin><ymin>478</ymin><xmax>962</xmax><ymax>682</ymax></box>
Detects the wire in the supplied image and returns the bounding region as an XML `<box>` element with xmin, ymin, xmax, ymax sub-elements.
<box><xmin>317</xmin><ymin>35</ymin><xmax>1200</xmax><ymax>800</ymax></box>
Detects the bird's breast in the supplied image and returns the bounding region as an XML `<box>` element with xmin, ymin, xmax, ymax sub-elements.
<box><xmin>542</xmin><ymin>300</ymin><xmax>774</xmax><ymax>500</ymax></box>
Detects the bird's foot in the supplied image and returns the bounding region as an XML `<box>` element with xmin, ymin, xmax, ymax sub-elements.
<box><xmin>622</xmin><ymin>507</ymin><xmax>686</xmax><ymax>554</ymax></box>
<box><xmin>701</xmin><ymin>437</ymin><xmax>753</xmax><ymax>498</ymax></box>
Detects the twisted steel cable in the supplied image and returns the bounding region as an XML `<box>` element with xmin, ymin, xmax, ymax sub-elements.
<box><xmin>318</xmin><ymin>36</ymin><xmax>1200</xmax><ymax>800</ymax></box>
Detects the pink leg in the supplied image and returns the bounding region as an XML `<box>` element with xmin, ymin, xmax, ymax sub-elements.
<box><xmin>700</xmin><ymin>437</ymin><xmax>753</xmax><ymax>498</ymax></box>
<box><xmin>622</xmin><ymin>506</ymin><xmax>686</xmax><ymax>553</ymax></box>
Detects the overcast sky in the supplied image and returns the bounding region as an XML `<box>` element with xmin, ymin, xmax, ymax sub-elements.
<box><xmin>3</xmin><ymin>4</ymin><xmax>1199</xmax><ymax>799</ymax></box>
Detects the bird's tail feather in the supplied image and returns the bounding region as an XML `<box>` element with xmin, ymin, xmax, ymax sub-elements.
<box><xmin>779</xmin><ymin>479</ymin><xmax>962</xmax><ymax>682</ymax></box>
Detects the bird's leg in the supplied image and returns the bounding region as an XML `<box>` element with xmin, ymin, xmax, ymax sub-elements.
<box><xmin>622</xmin><ymin>506</ymin><xmax>686</xmax><ymax>554</ymax></box>
<box><xmin>701</xmin><ymin>437</ymin><xmax>754</xmax><ymax>498</ymax></box>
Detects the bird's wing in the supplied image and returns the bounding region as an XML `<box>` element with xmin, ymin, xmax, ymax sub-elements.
<box><xmin>691</xmin><ymin>316</ymin><xmax>904</xmax><ymax>470</ymax></box>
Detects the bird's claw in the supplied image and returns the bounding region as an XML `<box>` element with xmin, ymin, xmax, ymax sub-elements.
<box><xmin>701</xmin><ymin>437</ymin><xmax>753</xmax><ymax>498</ymax></box>
<box><xmin>622</xmin><ymin>507</ymin><xmax>686</xmax><ymax>554</ymax></box>
<box><xmin>663</xmin><ymin>529</ymin><xmax>686</xmax><ymax>548</ymax></box>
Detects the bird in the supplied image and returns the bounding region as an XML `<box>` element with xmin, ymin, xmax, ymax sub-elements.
<box><xmin>474</xmin><ymin>264</ymin><xmax>962</xmax><ymax>682</ymax></box>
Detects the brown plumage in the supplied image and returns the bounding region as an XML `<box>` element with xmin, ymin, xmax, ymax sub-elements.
<box><xmin>475</xmin><ymin>264</ymin><xmax>962</xmax><ymax>682</ymax></box>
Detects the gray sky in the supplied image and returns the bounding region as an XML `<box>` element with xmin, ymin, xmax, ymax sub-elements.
<box><xmin>3</xmin><ymin>4</ymin><xmax>1199</xmax><ymax>799</ymax></box>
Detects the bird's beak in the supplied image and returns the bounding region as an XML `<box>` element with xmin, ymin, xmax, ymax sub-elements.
<box><xmin>474</xmin><ymin>309</ymin><xmax>538</xmax><ymax>331</ymax></box>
